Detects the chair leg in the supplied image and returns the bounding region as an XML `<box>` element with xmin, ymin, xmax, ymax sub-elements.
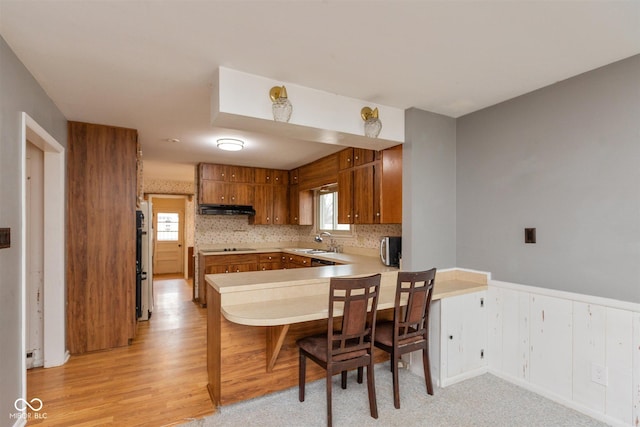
<box><xmin>392</xmin><ymin>353</ymin><xmax>400</xmax><ymax>409</ymax></box>
<box><xmin>389</xmin><ymin>349</ymin><xmax>394</xmax><ymax>372</ymax></box>
<box><xmin>299</xmin><ymin>351</ymin><xmax>306</xmax><ymax>402</ymax></box>
<box><xmin>422</xmin><ymin>346</ymin><xmax>434</xmax><ymax>395</ymax></box>
<box><xmin>357</xmin><ymin>366</ymin><xmax>363</xmax><ymax>384</ymax></box>
<box><xmin>341</xmin><ymin>370</ymin><xmax>347</xmax><ymax>389</ymax></box>
<box><xmin>366</xmin><ymin>360</ymin><xmax>378</xmax><ymax>419</ymax></box>
<box><xmin>326</xmin><ymin>370</ymin><xmax>333</xmax><ymax>427</ymax></box>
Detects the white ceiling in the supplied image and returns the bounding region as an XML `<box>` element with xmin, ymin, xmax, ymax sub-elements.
<box><xmin>1</xmin><ymin>1</ymin><xmax>639</xmax><ymax>181</ymax></box>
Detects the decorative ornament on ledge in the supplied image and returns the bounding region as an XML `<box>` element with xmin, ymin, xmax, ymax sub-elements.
<box><xmin>269</xmin><ymin>85</ymin><xmax>293</xmax><ymax>123</ymax></box>
<box><xmin>361</xmin><ymin>106</ymin><xmax>382</xmax><ymax>138</ymax></box>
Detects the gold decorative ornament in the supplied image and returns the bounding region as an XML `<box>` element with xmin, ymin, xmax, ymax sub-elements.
<box><xmin>270</xmin><ymin>85</ymin><xmax>292</xmax><ymax>122</ymax></box>
<box><xmin>269</xmin><ymin>85</ymin><xmax>288</xmax><ymax>102</ymax></box>
<box><xmin>361</xmin><ymin>106</ymin><xmax>382</xmax><ymax>138</ymax></box>
<box><xmin>360</xmin><ymin>106</ymin><xmax>379</xmax><ymax>121</ymax></box>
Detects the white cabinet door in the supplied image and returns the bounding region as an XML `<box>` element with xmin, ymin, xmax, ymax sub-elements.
<box><xmin>440</xmin><ymin>291</ymin><xmax>488</xmax><ymax>385</ymax></box>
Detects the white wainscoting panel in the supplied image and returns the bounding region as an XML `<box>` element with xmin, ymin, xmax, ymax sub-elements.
<box><xmin>572</xmin><ymin>302</ymin><xmax>606</xmax><ymax>413</ymax></box>
<box><xmin>605</xmin><ymin>308</ymin><xmax>633</xmax><ymax>423</ymax></box>
<box><xmin>487</xmin><ymin>287</ymin><xmax>503</xmax><ymax>372</ymax></box>
<box><xmin>529</xmin><ymin>294</ymin><xmax>573</xmax><ymax>400</ymax></box>
<box><xmin>490</xmin><ymin>280</ymin><xmax>640</xmax><ymax>426</ymax></box>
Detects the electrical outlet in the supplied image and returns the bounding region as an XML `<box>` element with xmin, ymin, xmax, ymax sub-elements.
<box><xmin>591</xmin><ymin>363</ymin><xmax>608</xmax><ymax>386</ymax></box>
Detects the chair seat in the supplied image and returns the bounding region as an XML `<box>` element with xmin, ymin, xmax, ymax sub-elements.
<box><xmin>374</xmin><ymin>321</ymin><xmax>424</xmax><ymax>347</ymax></box>
<box><xmin>298</xmin><ymin>334</ymin><xmax>368</xmax><ymax>363</ymax></box>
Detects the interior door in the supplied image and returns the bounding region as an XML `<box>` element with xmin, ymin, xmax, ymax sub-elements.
<box><xmin>153</xmin><ymin>197</ymin><xmax>185</xmax><ymax>275</ymax></box>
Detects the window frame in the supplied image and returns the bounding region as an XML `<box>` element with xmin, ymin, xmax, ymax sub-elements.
<box><xmin>314</xmin><ymin>188</ymin><xmax>353</xmax><ymax>237</ymax></box>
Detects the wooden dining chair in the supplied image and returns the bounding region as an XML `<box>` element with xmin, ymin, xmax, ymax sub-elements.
<box><xmin>297</xmin><ymin>274</ymin><xmax>381</xmax><ymax>427</ymax></box>
<box><xmin>374</xmin><ymin>268</ymin><xmax>436</xmax><ymax>409</ymax></box>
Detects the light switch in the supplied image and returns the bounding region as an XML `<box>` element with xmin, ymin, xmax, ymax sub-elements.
<box><xmin>525</xmin><ymin>228</ymin><xmax>536</xmax><ymax>244</ymax></box>
<box><xmin>0</xmin><ymin>228</ymin><xmax>10</xmax><ymax>249</ymax></box>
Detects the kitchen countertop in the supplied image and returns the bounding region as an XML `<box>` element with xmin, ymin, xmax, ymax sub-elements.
<box><xmin>204</xmin><ymin>248</ymin><xmax>488</xmax><ymax>327</ymax></box>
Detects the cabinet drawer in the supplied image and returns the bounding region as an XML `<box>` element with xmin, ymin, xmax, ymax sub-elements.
<box><xmin>259</xmin><ymin>252</ymin><xmax>282</xmax><ymax>263</ymax></box>
<box><xmin>206</xmin><ymin>254</ymin><xmax>259</xmax><ymax>266</ymax></box>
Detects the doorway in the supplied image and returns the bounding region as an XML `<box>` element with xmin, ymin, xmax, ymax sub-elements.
<box><xmin>20</xmin><ymin>113</ymin><xmax>67</xmax><ymax>407</ymax></box>
<box><xmin>25</xmin><ymin>141</ymin><xmax>44</xmax><ymax>368</ymax></box>
<box><xmin>153</xmin><ymin>197</ymin><xmax>185</xmax><ymax>275</ymax></box>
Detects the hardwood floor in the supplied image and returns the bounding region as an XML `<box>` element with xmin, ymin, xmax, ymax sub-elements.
<box><xmin>26</xmin><ymin>276</ymin><xmax>214</xmax><ymax>426</ymax></box>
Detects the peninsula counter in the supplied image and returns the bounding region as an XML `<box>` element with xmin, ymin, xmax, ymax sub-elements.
<box><xmin>205</xmin><ymin>251</ymin><xmax>487</xmax><ymax>407</ymax></box>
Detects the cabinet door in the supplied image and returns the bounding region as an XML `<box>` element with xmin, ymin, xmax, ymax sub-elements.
<box><xmin>379</xmin><ymin>145</ymin><xmax>402</xmax><ymax>224</ymax></box>
<box><xmin>254</xmin><ymin>168</ymin><xmax>271</xmax><ymax>184</ymax></box>
<box><xmin>272</xmin><ymin>169</ymin><xmax>289</xmax><ymax>185</ymax></box>
<box><xmin>200</xmin><ymin>163</ymin><xmax>227</xmax><ymax>181</ymax></box>
<box><xmin>353</xmin><ymin>148</ymin><xmax>375</xmax><ymax>166</ymax></box>
<box><xmin>252</xmin><ymin>185</ymin><xmax>273</xmax><ymax>224</ymax></box>
<box><xmin>289</xmin><ymin>184</ymin><xmax>300</xmax><ymax>224</ymax></box>
<box><xmin>229</xmin><ymin>263</ymin><xmax>258</xmax><ymax>273</ymax></box>
<box><xmin>337</xmin><ymin>169</ymin><xmax>353</xmax><ymax>224</ymax></box>
<box><xmin>441</xmin><ymin>292</ymin><xmax>487</xmax><ymax>382</ymax></box>
<box><xmin>338</xmin><ymin>148</ymin><xmax>354</xmax><ymax>170</ymax></box>
<box><xmin>200</xmin><ymin>181</ymin><xmax>226</xmax><ymax>204</ymax></box>
<box><xmin>228</xmin><ymin>165</ymin><xmax>254</xmax><ymax>183</ymax></box>
<box><xmin>272</xmin><ymin>185</ymin><xmax>289</xmax><ymax>224</ymax></box>
<box><xmin>353</xmin><ymin>164</ymin><xmax>376</xmax><ymax>224</ymax></box>
<box><xmin>229</xmin><ymin>183</ymin><xmax>254</xmax><ymax>205</ymax></box>
<box><xmin>289</xmin><ymin>168</ymin><xmax>299</xmax><ymax>185</ymax></box>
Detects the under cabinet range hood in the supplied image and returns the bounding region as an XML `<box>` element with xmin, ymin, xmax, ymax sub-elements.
<box><xmin>199</xmin><ymin>204</ymin><xmax>256</xmax><ymax>216</ymax></box>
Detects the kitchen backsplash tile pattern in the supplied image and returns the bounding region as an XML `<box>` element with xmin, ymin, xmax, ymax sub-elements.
<box><xmin>195</xmin><ymin>215</ymin><xmax>402</xmax><ymax>251</ymax></box>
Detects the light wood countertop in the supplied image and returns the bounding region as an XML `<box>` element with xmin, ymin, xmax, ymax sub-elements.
<box><xmin>205</xmin><ymin>249</ymin><xmax>488</xmax><ymax>327</ymax></box>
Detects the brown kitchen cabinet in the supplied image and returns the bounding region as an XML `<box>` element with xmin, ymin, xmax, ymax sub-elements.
<box><xmin>198</xmin><ymin>253</ymin><xmax>259</xmax><ymax>306</ymax></box>
<box><xmin>298</xmin><ymin>153</ymin><xmax>339</xmax><ymax>191</ymax></box>
<box><xmin>258</xmin><ymin>253</ymin><xmax>283</xmax><ymax>271</ymax></box>
<box><xmin>288</xmin><ymin>169</ymin><xmax>312</xmax><ymax>225</ymax></box>
<box><xmin>200</xmin><ymin>164</ymin><xmax>254</xmax><ymax>182</ymax></box>
<box><xmin>338</xmin><ymin>163</ymin><xmax>378</xmax><ymax>224</ymax></box>
<box><xmin>284</xmin><ymin>253</ymin><xmax>312</xmax><ymax>268</ymax></box>
<box><xmin>66</xmin><ymin>121</ymin><xmax>138</xmax><ymax>354</ymax></box>
<box><xmin>251</xmin><ymin>183</ymin><xmax>288</xmax><ymax>225</ymax></box>
<box><xmin>337</xmin><ymin>145</ymin><xmax>402</xmax><ymax>224</ymax></box>
<box><xmin>200</xmin><ymin>181</ymin><xmax>254</xmax><ymax>206</ymax></box>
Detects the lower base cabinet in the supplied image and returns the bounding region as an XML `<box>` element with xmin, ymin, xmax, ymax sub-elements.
<box><xmin>419</xmin><ymin>291</ymin><xmax>487</xmax><ymax>387</ymax></box>
<box><xmin>438</xmin><ymin>291</ymin><xmax>488</xmax><ymax>386</ymax></box>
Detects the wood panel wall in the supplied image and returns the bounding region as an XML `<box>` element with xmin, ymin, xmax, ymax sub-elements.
<box><xmin>207</xmin><ymin>287</ymin><xmax>392</xmax><ymax>406</ymax></box>
<box><xmin>66</xmin><ymin>121</ymin><xmax>138</xmax><ymax>354</ymax></box>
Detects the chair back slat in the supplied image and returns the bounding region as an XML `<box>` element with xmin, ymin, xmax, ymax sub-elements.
<box><xmin>328</xmin><ymin>274</ymin><xmax>381</xmax><ymax>361</ymax></box>
<box><xmin>394</xmin><ymin>269</ymin><xmax>436</xmax><ymax>343</ymax></box>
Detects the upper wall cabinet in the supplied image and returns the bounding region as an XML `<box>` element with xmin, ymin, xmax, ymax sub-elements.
<box><xmin>337</xmin><ymin>144</ymin><xmax>402</xmax><ymax>224</ymax></box>
<box><xmin>198</xmin><ymin>164</ymin><xmax>255</xmax><ymax>205</ymax></box>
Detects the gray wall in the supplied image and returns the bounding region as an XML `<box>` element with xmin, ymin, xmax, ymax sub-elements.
<box><xmin>456</xmin><ymin>54</ymin><xmax>640</xmax><ymax>303</ymax></box>
<box><xmin>403</xmin><ymin>108</ymin><xmax>457</xmax><ymax>271</ymax></box>
<box><xmin>0</xmin><ymin>36</ymin><xmax>67</xmax><ymax>423</ymax></box>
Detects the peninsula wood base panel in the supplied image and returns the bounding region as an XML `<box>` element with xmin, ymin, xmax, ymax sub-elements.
<box><xmin>207</xmin><ymin>288</ymin><xmax>392</xmax><ymax>406</ymax></box>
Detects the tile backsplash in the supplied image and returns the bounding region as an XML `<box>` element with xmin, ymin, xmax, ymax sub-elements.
<box><xmin>195</xmin><ymin>214</ymin><xmax>402</xmax><ymax>253</ymax></box>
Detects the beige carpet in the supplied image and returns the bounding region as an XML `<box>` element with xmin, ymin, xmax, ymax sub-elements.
<box><xmin>182</xmin><ymin>366</ymin><xmax>609</xmax><ymax>427</ymax></box>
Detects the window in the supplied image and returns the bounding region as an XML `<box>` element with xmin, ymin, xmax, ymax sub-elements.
<box><xmin>156</xmin><ymin>212</ymin><xmax>179</xmax><ymax>241</ymax></box>
<box><xmin>317</xmin><ymin>188</ymin><xmax>350</xmax><ymax>232</ymax></box>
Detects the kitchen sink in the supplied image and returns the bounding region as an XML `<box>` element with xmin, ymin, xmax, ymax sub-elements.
<box><xmin>289</xmin><ymin>248</ymin><xmax>329</xmax><ymax>254</ymax></box>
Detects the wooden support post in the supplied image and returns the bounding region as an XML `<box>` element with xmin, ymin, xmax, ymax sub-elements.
<box><xmin>266</xmin><ymin>324</ymin><xmax>290</xmax><ymax>372</ymax></box>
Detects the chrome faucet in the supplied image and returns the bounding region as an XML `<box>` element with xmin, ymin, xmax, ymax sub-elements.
<box><xmin>314</xmin><ymin>231</ymin><xmax>332</xmax><ymax>243</ymax></box>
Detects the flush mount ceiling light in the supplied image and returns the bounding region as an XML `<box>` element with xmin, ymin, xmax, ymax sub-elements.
<box><xmin>361</xmin><ymin>106</ymin><xmax>382</xmax><ymax>138</ymax></box>
<box><xmin>269</xmin><ymin>85</ymin><xmax>293</xmax><ymax>123</ymax></box>
<box><xmin>216</xmin><ymin>138</ymin><xmax>244</xmax><ymax>151</ymax></box>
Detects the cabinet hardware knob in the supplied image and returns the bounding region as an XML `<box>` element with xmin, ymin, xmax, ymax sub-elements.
<box><xmin>449</xmin><ymin>335</ymin><xmax>453</xmax><ymax>340</ymax></box>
